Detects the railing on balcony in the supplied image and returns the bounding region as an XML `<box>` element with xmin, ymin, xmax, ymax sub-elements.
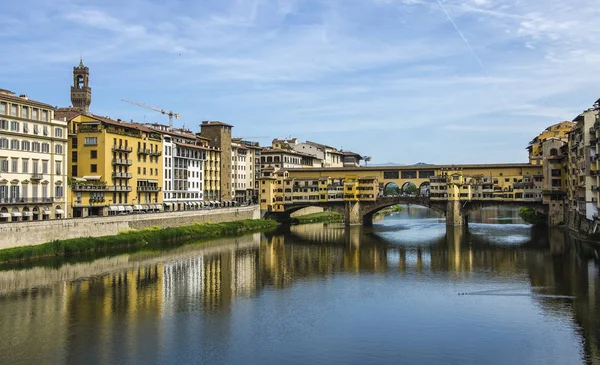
<box><xmin>73</xmin><ymin>184</ymin><xmax>110</xmax><ymax>192</ymax></box>
<box><xmin>150</xmin><ymin>150</ymin><xmax>162</xmax><ymax>156</ymax></box>
<box><xmin>112</xmin><ymin>158</ymin><xmax>132</xmax><ymax>166</ymax></box>
<box><xmin>137</xmin><ymin>185</ymin><xmax>161</xmax><ymax>192</ymax></box>
<box><xmin>112</xmin><ymin>172</ymin><xmax>133</xmax><ymax>179</ymax></box>
<box><xmin>0</xmin><ymin>197</ymin><xmax>55</xmax><ymax>204</ymax></box>
<box><xmin>31</xmin><ymin>173</ymin><xmax>43</xmax><ymax>180</ymax></box>
<box><xmin>137</xmin><ymin>148</ymin><xmax>151</xmax><ymax>155</ymax></box>
<box><xmin>112</xmin><ymin>145</ymin><xmax>133</xmax><ymax>153</ymax></box>
<box><xmin>106</xmin><ymin>185</ymin><xmax>132</xmax><ymax>192</ymax></box>
<box><xmin>89</xmin><ymin>197</ymin><xmax>106</xmax><ymax>203</ymax></box>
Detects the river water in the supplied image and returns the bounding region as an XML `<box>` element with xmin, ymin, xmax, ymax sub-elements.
<box><xmin>1</xmin><ymin>206</ymin><xmax>599</xmax><ymax>365</ymax></box>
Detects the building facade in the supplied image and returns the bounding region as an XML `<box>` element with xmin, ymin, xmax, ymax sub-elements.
<box><xmin>200</xmin><ymin>121</ymin><xmax>232</xmax><ymax>203</ymax></box>
<box><xmin>61</xmin><ymin>112</ymin><xmax>163</xmax><ymax>217</ymax></box>
<box><xmin>0</xmin><ymin>90</ymin><xmax>68</xmax><ymax>222</ymax></box>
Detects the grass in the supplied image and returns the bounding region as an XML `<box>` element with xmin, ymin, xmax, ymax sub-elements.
<box><xmin>291</xmin><ymin>211</ymin><xmax>344</xmax><ymax>224</ymax></box>
<box><xmin>374</xmin><ymin>205</ymin><xmax>403</xmax><ymax>216</ymax></box>
<box><xmin>0</xmin><ymin>219</ymin><xmax>279</xmax><ymax>263</ymax></box>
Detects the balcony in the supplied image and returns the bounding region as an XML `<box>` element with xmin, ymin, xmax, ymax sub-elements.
<box><xmin>112</xmin><ymin>145</ymin><xmax>133</xmax><ymax>153</ymax></box>
<box><xmin>31</xmin><ymin>173</ymin><xmax>44</xmax><ymax>180</ymax></box>
<box><xmin>112</xmin><ymin>158</ymin><xmax>132</xmax><ymax>166</ymax></box>
<box><xmin>89</xmin><ymin>197</ymin><xmax>106</xmax><ymax>203</ymax></box>
<box><xmin>112</xmin><ymin>172</ymin><xmax>133</xmax><ymax>179</ymax></box>
<box><xmin>0</xmin><ymin>197</ymin><xmax>55</xmax><ymax>204</ymax></box>
<box><xmin>73</xmin><ymin>184</ymin><xmax>110</xmax><ymax>192</ymax></box>
<box><xmin>150</xmin><ymin>150</ymin><xmax>162</xmax><ymax>157</ymax></box>
<box><xmin>106</xmin><ymin>185</ymin><xmax>132</xmax><ymax>192</ymax></box>
<box><xmin>137</xmin><ymin>148</ymin><xmax>151</xmax><ymax>155</ymax></box>
<box><xmin>137</xmin><ymin>185</ymin><xmax>161</xmax><ymax>192</ymax></box>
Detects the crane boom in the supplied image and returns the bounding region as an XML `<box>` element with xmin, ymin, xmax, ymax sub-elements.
<box><xmin>121</xmin><ymin>98</ymin><xmax>180</xmax><ymax>128</ymax></box>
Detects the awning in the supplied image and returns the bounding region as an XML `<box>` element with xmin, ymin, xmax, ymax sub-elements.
<box><xmin>163</xmin><ymin>202</ymin><xmax>173</xmax><ymax>208</ymax></box>
<box><xmin>11</xmin><ymin>212</ymin><xmax>22</xmax><ymax>217</ymax></box>
<box><xmin>149</xmin><ymin>204</ymin><xmax>157</xmax><ymax>210</ymax></box>
<box><xmin>55</xmin><ymin>209</ymin><xmax>65</xmax><ymax>215</ymax></box>
<box><xmin>109</xmin><ymin>206</ymin><xmax>118</xmax><ymax>211</ymax></box>
<box><xmin>142</xmin><ymin>205</ymin><xmax>150</xmax><ymax>210</ymax></box>
<box><xmin>22</xmin><ymin>212</ymin><xmax>33</xmax><ymax>217</ymax></box>
<box><xmin>185</xmin><ymin>202</ymin><xmax>191</xmax><ymax>206</ymax></box>
<box><xmin>82</xmin><ymin>175</ymin><xmax>102</xmax><ymax>180</ymax></box>
<box><xmin>117</xmin><ymin>205</ymin><xmax>125</xmax><ymax>212</ymax></box>
<box><xmin>156</xmin><ymin>205</ymin><xmax>164</xmax><ymax>211</ymax></box>
<box><xmin>124</xmin><ymin>206</ymin><xmax>133</xmax><ymax>212</ymax></box>
<box><xmin>0</xmin><ymin>213</ymin><xmax>9</xmax><ymax>218</ymax></box>
<box><xmin>42</xmin><ymin>210</ymin><xmax>51</xmax><ymax>215</ymax></box>
<box><xmin>133</xmin><ymin>205</ymin><xmax>143</xmax><ymax>210</ymax></box>
<box><xmin>147</xmin><ymin>179</ymin><xmax>158</xmax><ymax>184</ymax></box>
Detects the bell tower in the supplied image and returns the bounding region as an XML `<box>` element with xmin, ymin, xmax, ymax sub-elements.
<box><xmin>70</xmin><ymin>57</ymin><xmax>92</xmax><ymax>113</ymax></box>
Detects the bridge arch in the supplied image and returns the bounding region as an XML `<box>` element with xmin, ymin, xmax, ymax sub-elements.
<box><xmin>384</xmin><ymin>182</ymin><xmax>400</xmax><ymax>196</ymax></box>
<box><xmin>401</xmin><ymin>182</ymin><xmax>418</xmax><ymax>195</ymax></box>
<box><xmin>359</xmin><ymin>197</ymin><xmax>446</xmax><ymax>226</ymax></box>
<box><xmin>419</xmin><ymin>182</ymin><xmax>430</xmax><ymax>197</ymax></box>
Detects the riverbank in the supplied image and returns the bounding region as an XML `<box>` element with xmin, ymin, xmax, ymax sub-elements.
<box><xmin>291</xmin><ymin>212</ymin><xmax>344</xmax><ymax>224</ymax></box>
<box><xmin>0</xmin><ymin>219</ymin><xmax>279</xmax><ymax>263</ymax></box>
<box><xmin>0</xmin><ymin>205</ymin><xmax>260</xmax><ymax>249</ymax></box>
<box><xmin>374</xmin><ymin>205</ymin><xmax>403</xmax><ymax>216</ymax></box>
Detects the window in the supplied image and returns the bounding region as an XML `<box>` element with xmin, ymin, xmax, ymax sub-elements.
<box><xmin>32</xmin><ymin>142</ymin><xmax>40</xmax><ymax>152</ymax></box>
<box><xmin>150</xmin><ymin>169</ymin><xmax>153</xmax><ymax>175</ymax></box>
<box><xmin>23</xmin><ymin>123</ymin><xmax>28</xmax><ymax>133</ymax></box>
<box><xmin>0</xmin><ymin>102</ymin><xmax>6</xmax><ymax>114</ymax></box>
<box><xmin>41</xmin><ymin>110</ymin><xmax>48</xmax><ymax>121</ymax></box>
<box><xmin>42</xmin><ymin>161</ymin><xmax>48</xmax><ymax>174</ymax></box>
<box><xmin>10</xmin><ymin>105</ymin><xmax>17</xmax><ymax>116</ymax></box>
<box><xmin>84</xmin><ymin>137</ymin><xmax>97</xmax><ymax>146</ymax></box>
<box><xmin>72</xmin><ymin>151</ymin><xmax>78</xmax><ymax>162</ymax></box>
<box><xmin>72</xmin><ymin>137</ymin><xmax>78</xmax><ymax>148</ymax></box>
<box><xmin>143</xmin><ymin>168</ymin><xmax>146</xmax><ymax>175</ymax></box>
<box><xmin>72</xmin><ymin>165</ymin><xmax>77</xmax><ymax>177</ymax></box>
<box><xmin>55</xmin><ymin>144</ymin><xmax>63</xmax><ymax>154</ymax></box>
<box><xmin>11</xmin><ymin>159</ymin><xmax>18</xmax><ymax>173</ymax></box>
<box><xmin>33</xmin><ymin>124</ymin><xmax>39</xmax><ymax>134</ymax></box>
<box><xmin>155</xmin><ymin>168</ymin><xmax>158</xmax><ymax>175</ymax></box>
<box><xmin>22</xmin><ymin>160</ymin><xmax>28</xmax><ymax>173</ymax></box>
<box><xmin>91</xmin><ymin>164</ymin><xmax>97</xmax><ymax>173</ymax></box>
<box><xmin>55</xmin><ymin>161</ymin><xmax>62</xmax><ymax>175</ymax></box>
<box><xmin>55</xmin><ymin>186</ymin><xmax>64</xmax><ymax>198</ymax></box>
<box><xmin>43</xmin><ymin>126</ymin><xmax>48</xmax><ymax>136</ymax></box>
<box><xmin>0</xmin><ymin>138</ymin><xmax>6</xmax><ymax>149</ymax></box>
<box><xmin>90</xmin><ymin>150</ymin><xmax>97</xmax><ymax>159</ymax></box>
<box><xmin>10</xmin><ymin>139</ymin><xmax>19</xmax><ymax>150</ymax></box>
<box><xmin>0</xmin><ymin>160</ymin><xmax>7</xmax><ymax>172</ymax></box>
<box><xmin>41</xmin><ymin>143</ymin><xmax>50</xmax><ymax>153</ymax></box>
<box><xmin>21</xmin><ymin>106</ymin><xmax>28</xmax><ymax>119</ymax></box>
<box><xmin>32</xmin><ymin>108</ymin><xmax>38</xmax><ymax>120</ymax></box>
<box><xmin>138</xmin><ymin>167</ymin><xmax>141</xmax><ymax>174</ymax></box>
<box><xmin>10</xmin><ymin>121</ymin><xmax>19</xmax><ymax>131</ymax></box>
<box><xmin>0</xmin><ymin>119</ymin><xmax>7</xmax><ymax>129</ymax></box>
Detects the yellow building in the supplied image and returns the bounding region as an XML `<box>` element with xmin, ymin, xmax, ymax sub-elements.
<box><xmin>58</xmin><ymin>110</ymin><xmax>163</xmax><ymax>217</ymax></box>
<box><xmin>527</xmin><ymin>121</ymin><xmax>575</xmax><ymax>164</ymax></box>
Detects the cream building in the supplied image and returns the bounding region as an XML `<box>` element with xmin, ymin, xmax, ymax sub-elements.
<box><xmin>0</xmin><ymin>89</ymin><xmax>68</xmax><ymax>222</ymax></box>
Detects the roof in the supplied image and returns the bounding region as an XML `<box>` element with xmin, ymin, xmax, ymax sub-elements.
<box><xmin>273</xmin><ymin>138</ymin><xmax>298</xmax><ymax>144</ymax></box>
<box><xmin>55</xmin><ymin>108</ymin><xmax>82</xmax><ymax>121</ymax></box>
<box><xmin>284</xmin><ymin>162</ymin><xmax>540</xmax><ymax>172</ymax></box>
<box><xmin>0</xmin><ymin>90</ymin><xmax>55</xmax><ymax>109</ymax></box>
<box><xmin>60</xmin><ymin>109</ymin><xmax>161</xmax><ymax>134</ymax></box>
<box><xmin>305</xmin><ymin>140</ymin><xmax>337</xmax><ymax>150</ymax></box>
<box><xmin>341</xmin><ymin>151</ymin><xmax>363</xmax><ymax>158</ymax></box>
<box><xmin>201</xmin><ymin>120</ymin><xmax>233</xmax><ymax>128</ymax></box>
<box><xmin>261</xmin><ymin>148</ymin><xmax>318</xmax><ymax>158</ymax></box>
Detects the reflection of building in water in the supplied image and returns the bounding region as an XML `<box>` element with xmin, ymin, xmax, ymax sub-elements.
<box><xmin>162</xmin><ymin>244</ymin><xmax>259</xmax><ymax>313</ymax></box>
<box><xmin>0</xmin><ymin>286</ymin><xmax>69</xmax><ymax>364</ymax></box>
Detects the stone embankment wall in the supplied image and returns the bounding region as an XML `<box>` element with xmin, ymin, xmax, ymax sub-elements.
<box><xmin>0</xmin><ymin>206</ymin><xmax>260</xmax><ymax>250</ymax></box>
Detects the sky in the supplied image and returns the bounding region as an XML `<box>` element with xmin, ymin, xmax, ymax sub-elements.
<box><xmin>1</xmin><ymin>0</ymin><xmax>599</xmax><ymax>165</ymax></box>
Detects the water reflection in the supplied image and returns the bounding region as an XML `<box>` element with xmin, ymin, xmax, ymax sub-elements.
<box><xmin>0</xmin><ymin>209</ymin><xmax>599</xmax><ymax>364</ymax></box>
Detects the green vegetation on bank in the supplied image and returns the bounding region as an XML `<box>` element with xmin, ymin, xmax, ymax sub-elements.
<box><xmin>0</xmin><ymin>219</ymin><xmax>279</xmax><ymax>263</ymax></box>
<box><xmin>291</xmin><ymin>212</ymin><xmax>344</xmax><ymax>224</ymax></box>
<box><xmin>375</xmin><ymin>205</ymin><xmax>403</xmax><ymax>216</ymax></box>
<box><xmin>519</xmin><ymin>208</ymin><xmax>547</xmax><ymax>225</ymax></box>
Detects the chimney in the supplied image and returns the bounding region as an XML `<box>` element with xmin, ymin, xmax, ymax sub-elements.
<box><xmin>19</xmin><ymin>94</ymin><xmax>28</xmax><ymax>100</ymax></box>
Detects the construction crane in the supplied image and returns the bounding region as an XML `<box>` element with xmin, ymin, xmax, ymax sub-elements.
<box><xmin>121</xmin><ymin>99</ymin><xmax>180</xmax><ymax>128</ymax></box>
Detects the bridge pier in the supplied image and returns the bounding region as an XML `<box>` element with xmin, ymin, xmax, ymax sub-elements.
<box><xmin>345</xmin><ymin>201</ymin><xmax>363</xmax><ymax>226</ymax></box>
<box><xmin>446</xmin><ymin>200</ymin><xmax>467</xmax><ymax>227</ymax></box>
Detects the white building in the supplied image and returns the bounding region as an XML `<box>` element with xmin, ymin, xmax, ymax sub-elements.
<box><xmin>148</xmin><ymin>124</ymin><xmax>208</xmax><ymax>211</ymax></box>
<box><xmin>231</xmin><ymin>139</ymin><xmax>261</xmax><ymax>204</ymax></box>
<box><xmin>0</xmin><ymin>89</ymin><xmax>68</xmax><ymax>222</ymax></box>
<box><xmin>294</xmin><ymin>140</ymin><xmax>345</xmax><ymax>168</ymax></box>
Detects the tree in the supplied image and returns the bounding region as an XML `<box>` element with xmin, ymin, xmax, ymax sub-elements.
<box><xmin>363</xmin><ymin>156</ymin><xmax>372</xmax><ymax>166</ymax></box>
<box><xmin>403</xmin><ymin>183</ymin><xmax>418</xmax><ymax>195</ymax></box>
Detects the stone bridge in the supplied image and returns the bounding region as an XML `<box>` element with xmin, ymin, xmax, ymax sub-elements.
<box><xmin>266</xmin><ymin>196</ymin><xmax>547</xmax><ymax>227</ymax></box>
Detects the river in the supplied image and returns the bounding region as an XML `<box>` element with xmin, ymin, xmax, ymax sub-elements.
<box><xmin>1</xmin><ymin>206</ymin><xmax>599</xmax><ymax>365</ymax></box>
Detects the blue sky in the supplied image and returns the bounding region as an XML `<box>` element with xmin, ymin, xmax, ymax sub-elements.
<box><xmin>1</xmin><ymin>0</ymin><xmax>599</xmax><ymax>164</ymax></box>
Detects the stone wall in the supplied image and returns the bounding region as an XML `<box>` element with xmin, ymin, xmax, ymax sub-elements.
<box><xmin>0</xmin><ymin>206</ymin><xmax>260</xmax><ymax>250</ymax></box>
<box><xmin>289</xmin><ymin>206</ymin><xmax>324</xmax><ymax>217</ymax></box>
